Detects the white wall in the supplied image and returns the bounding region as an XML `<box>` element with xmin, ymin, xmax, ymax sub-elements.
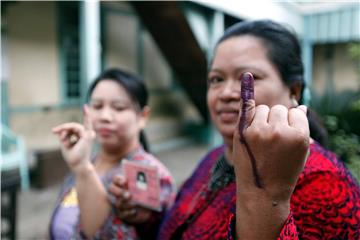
<box><xmin>103</xmin><ymin>2</ymin><xmax>202</xmax><ymax>147</ymax></box>
<box><xmin>6</xmin><ymin>2</ymin><xmax>60</xmax><ymax>107</ymax></box>
<box><xmin>194</xmin><ymin>0</ymin><xmax>303</xmax><ymax>35</ymax></box>
<box><xmin>312</xmin><ymin>44</ymin><xmax>359</xmax><ymax>94</ymax></box>
<box><xmin>105</xmin><ymin>13</ymin><xmax>138</xmax><ymax>73</ymax></box>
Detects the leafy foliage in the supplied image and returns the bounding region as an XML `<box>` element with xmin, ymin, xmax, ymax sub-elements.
<box><xmin>310</xmin><ymin>90</ymin><xmax>360</xmax><ymax>182</ymax></box>
<box><xmin>310</xmin><ymin>42</ymin><xmax>359</xmax><ymax>181</ymax></box>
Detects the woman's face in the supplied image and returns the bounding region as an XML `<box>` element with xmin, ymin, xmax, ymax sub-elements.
<box><xmin>88</xmin><ymin>80</ymin><xmax>146</xmax><ymax>150</ymax></box>
<box><xmin>207</xmin><ymin>35</ymin><xmax>293</xmax><ymax>145</ymax></box>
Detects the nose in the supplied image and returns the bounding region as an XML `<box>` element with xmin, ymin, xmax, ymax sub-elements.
<box><xmin>219</xmin><ymin>79</ymin><xmax>240</xmax><ymax>101</ymax></box>
<box><xmin>99</xmin><ymin>106</ymin><xmax>113</xmax><ymax>122</ymax></box>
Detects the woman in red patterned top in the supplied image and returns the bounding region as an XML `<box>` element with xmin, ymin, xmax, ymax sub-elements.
<box><xmin>112</xmin><ymin>20</ymin><xmax>360</xmax><ymax>239</ymax></box>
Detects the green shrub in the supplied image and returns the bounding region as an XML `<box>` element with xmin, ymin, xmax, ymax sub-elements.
<box><xmin>311</xmin><ymin>90</ymin><xmax>360</xmax><ymax>182</ymax></box>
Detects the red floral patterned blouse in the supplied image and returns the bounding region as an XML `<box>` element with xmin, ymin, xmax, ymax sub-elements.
<box><xmin>159</xmin><ymin>143</ymin><xmax>360</xmax><ymax>239</ymax></box>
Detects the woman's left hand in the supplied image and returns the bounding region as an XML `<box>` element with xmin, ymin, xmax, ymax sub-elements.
<box><xmin>109</xmin><ymin>175</ymin><xmax>152</xmax><ymax>224</ymax></box>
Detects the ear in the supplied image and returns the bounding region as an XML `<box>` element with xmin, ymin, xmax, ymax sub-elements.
<box><xmin>290</xmin><ymin>83</ymin><xmax>303</xmax><ymax>102</ymax></box>
<box><xmin>138</xmin><ymin>106</ymin><xmax>150</xmax><ymax>129</ymax></box>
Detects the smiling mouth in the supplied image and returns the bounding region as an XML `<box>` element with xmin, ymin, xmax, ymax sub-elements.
<box><xmin>97</xmin><ymin>128</ymin><xmax>113</xmax><ymax>136</ymax></box>
<box><xmin>218</xmin><ymin>111</ymin><xmax>239</xmax><ymax>122</ymax></box>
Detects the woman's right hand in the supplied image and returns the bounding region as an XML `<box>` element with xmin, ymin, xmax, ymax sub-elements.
<box><xmin>52</xmin><ymin>105</ymin><xmax>96</xmax><ymax>173</ymax></box>
<box><xmin>234</xmin><ymin>73</ymin><xmax>309</xmax><ymax>200</ymax></box>
<box><xmin>232</xmin><ymin>73</ymin><xmax>309</xmax><ymax>239</ymax></box>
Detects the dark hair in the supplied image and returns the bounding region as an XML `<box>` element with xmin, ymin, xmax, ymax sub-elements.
<box><xmin>87</xmin><ymin>68</ymin><xmax>150</xmax><ymax>151</ymax></box>
<box><xmin>214</xmin><ymin>20</ymin><xmax>328</xmax><ymax>146</ymax></box>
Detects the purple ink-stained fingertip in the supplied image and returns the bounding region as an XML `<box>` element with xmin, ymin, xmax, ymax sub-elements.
<box><xmin>238</xmin><ymin>72</ymin><xmax>254</xmax><ymax>141</ymax></box>
<box><xmin>238</xmin><ymin>72</ymin><xmax>264</xmax><ymax>188</ymax></box>
<box><xmin>241</xmin><ymin>72</ymin><xmax>254</xmax><ymax>101</ymax></box>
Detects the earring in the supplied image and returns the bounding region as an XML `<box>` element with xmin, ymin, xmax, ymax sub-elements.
<box><xmin>291</xmin><ymin>95</ymin><xmax>299</xmax><ymax>107</ymax></box>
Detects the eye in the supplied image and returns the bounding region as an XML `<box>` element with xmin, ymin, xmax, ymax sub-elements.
<box><xmin>239</xmin><ymin>72</ymin><xmax>261</xmax><ymax>82</ymax></box>
<box><xmin>252</xmin><ymin>74</ymin><xmax>260</xmax><ymax>80</ymax></box>
<box><xmin>112</xmin><ymin>103</ymin><xmax>131</xmax><ymax>112</ymax></box>
<box><xmin>207</xmin><ymin>76</ymin><xmax>224</xmax><ymax>85</ymax></box>
<box><xmin>90</xmin><ymin>102</ymin><xmax>102</xmax><ymax>110</ymax></box>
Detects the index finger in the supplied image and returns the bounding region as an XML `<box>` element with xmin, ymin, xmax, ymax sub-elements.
<box><xmin>52</xmin><ymin>123</ymin><xmax>84</xmax><ymax>135</ymax></box>
<box><xmin>238</xmin><ymin>72</ymin><xmax>255</xmax><ymax>140</ymax></box>
<box><xmin>83</xmin><ymin>104</ymin><xmax>94</xmax><ymax>131</ymax></box>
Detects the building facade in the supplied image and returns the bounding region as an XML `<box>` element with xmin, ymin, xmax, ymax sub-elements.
<box><xmin>1</xmin><ymin>0</ymin><xmax>359</xmax><ymax>164</ymax></box>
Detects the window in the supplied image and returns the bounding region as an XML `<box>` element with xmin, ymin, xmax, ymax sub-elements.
<box><xmin>58</xmin><ymin>2</ymin><xmax>81</xmax><ymax>102</ymax></box>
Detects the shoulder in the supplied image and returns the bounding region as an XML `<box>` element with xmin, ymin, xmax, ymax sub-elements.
<box><xmin>297</xmin><ymin>142</ymin><xmax>359</xmax><ymax>191</ymax></box>
<box><xmin>131</xmin><ymin>148</ymin><xmax>173</xmax><ymax>180</ymax></box>
<box><xmin>195</xmin><ymin>145</ymin><xmax>226</xmax><ymax>172</ymax></box>
<box><xmin>179</xmin><ymin>145</ymin><xmax>225</xmax><ymax>189</ymax></box>
<box><xmin>294</xmin><ymin>142</ymin><xmax>359</xmax><ymax>205</ymax></box>
<box><xmin>301</xmin><ymin>142</ymin><xmax>357</xmax><ymax>181</ymax></box>
<box><xmin>292</xmin><ymin>143</ymin><xmax>360</xmax><ymax>238</ymax></box>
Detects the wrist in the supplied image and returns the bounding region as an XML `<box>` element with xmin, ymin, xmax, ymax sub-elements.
<box><xmin>238</xmin><ymin>193</ymin><xmax>290</xmax><ymax>216</ymax></box>
<box><xmin>235</xmin><ymin>172</ymin><xmax>295</xmax><ymax>205</ymax></box>
<box><xmin>236</xmin><ymin>183</ymin><xmax>291</xmax><ymax>215</ymax></box>
<box><xmin>73</xmin><ymin>161</ymin><xmax>95</xmax><ymax>177</ymax></box>
<box><xmin>236</xmin><ymin>188</ymin><xmax>291</xmax><ymax>240</ymax></box>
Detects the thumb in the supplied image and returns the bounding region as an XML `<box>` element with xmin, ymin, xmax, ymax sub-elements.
<box><xmin>237</xmin><ymin>72</ymin><xmax>256</xmax><ymax>142</ymax></box>
<box><xmin>113</xmin><ymin>174</ymin><xmax>128</xmax><ymax>188</ymax></box>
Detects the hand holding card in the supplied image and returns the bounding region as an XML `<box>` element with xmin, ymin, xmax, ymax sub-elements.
<box><xmin>122</xmin><ymin>160</ymin><xmax>161</xmax><ymax>211</ymax></box>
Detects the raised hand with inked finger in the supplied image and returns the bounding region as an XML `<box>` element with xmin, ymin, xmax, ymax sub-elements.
<box><xmin>157</xmin><ymin>20</ymin><xmax>360</xmax><ymax>240</ymax></box>
<box><xmin>233</xmin><ymin>72</ymin><xmax>310</xmax><ymax>240</ymax></box>
<box><xmin>52</xmin><ymin>104</ymin><xmax>110</xmax><ymax>237</ymax></box>
<box><xmin>52</xmin><ymin>105</ymin><xmax>96</xmax><ymax>173</ymax></box>
<box><xmin>50</xmin><ymin>69</ymin><xmax>175</xmax><ymax>240</ymax></box>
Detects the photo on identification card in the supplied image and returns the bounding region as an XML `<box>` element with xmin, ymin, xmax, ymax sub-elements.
<box><xmin>122</xmin><ymin>160</ymin><xmax>161</xmax><ymax>211</ymax></box>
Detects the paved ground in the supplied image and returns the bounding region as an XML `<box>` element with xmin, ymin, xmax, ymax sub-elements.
<box><xmin>16</xmin><ymin>143</ymin><xmax>208</xmax><ymax>239</ymax></box>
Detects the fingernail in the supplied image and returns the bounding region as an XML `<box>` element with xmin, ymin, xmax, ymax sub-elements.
<box><xmin>117</xmin><ymin>175</ymin><xmax>125</xmax><ymax>184</ymax></box>
<box><xmin>298</xmin><ymin>105</ymin><xmax>308</xmax><ymax>114</ymax></box>
<box><xmin>241</xmin><ymin>72</ymin><xmax>254</xmax><ymax>101</ymax></box>
<box><xmin>69</xmin><ymin>134</ymin><xmax>79</xmax><ymax>145</ymax></box>
<box><xmin>123</xmin><ymin>191</ymin><xmax>130</xmax><ymax>199</ymax></box>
